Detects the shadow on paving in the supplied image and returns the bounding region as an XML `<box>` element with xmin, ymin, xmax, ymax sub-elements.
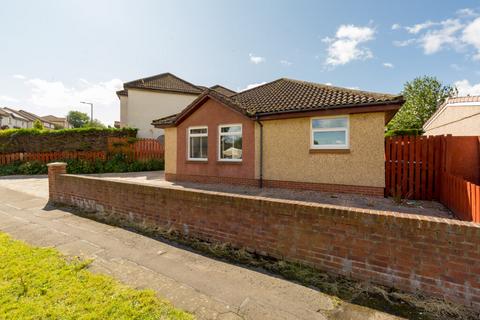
<box><xmin>45</xmin><ymin>202</ymin><xmax>479</xmax><ymax>320</ymax></box>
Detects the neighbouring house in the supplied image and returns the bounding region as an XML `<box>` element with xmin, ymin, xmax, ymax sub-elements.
<box><xmin>117</xmin><ymin>72</ymin><xmax>236</xmax><ymax>139</ymax></box>
<box><xmin>0</xmin><ymin>107</ymin><xmax>30</xmax><ymax>129</ymax></box>
<box><xmin>41</xmin><ymin>115</ymin><xmax>72</xmax><ymax>129</ymax></box>
<box><xmin>423</xmin><ymin>95</ymin><xmax>480</xmax><ymax>136</ymax></box>
<box><xmin>153</xmin><ymin>78</ymin><xmax>404</xmax><ymax>196</ymax></box>
<box><xmin>3</xmin><ymin>108</ymin><xmax>55</xmax><ymax>129</ymax></box>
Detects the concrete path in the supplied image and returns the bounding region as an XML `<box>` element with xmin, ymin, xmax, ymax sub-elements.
<box><xmin>0</xmin><ymin>177</ymin><xmax>402</xmax><ymax>320</ymax></box>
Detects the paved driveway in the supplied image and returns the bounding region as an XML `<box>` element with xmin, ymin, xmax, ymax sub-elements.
<box><xmin>0</xmin><ymin>175</ymin><xmax>401</xmax><ymax>320</ymax></box>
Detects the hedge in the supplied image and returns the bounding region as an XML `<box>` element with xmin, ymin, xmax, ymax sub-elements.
<box><xmin>0</xmin><ymin>127</ymin><xmax>138</xmax><ymax>153</ymax></box>
<box><xmin>0</xmin><ymin>155</ymin><xmax>163</xmax><ymax>176</ymax></box>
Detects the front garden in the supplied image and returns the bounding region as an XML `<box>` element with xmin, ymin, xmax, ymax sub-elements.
<box><xmin>0</xmin><ymin>232</ymin><xmax>192</xmax><ymax>319</ymax></box>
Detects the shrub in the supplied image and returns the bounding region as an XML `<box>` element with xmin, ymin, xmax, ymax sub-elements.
<box><xmin>0</xmin><ymin>158</ymin><xmax>164</xmax><ymax>176</ymax></box>
<box><xmin>385</xmin><ymin>128</ymin><xmax>424</xmax><ymax>137</ymax></box>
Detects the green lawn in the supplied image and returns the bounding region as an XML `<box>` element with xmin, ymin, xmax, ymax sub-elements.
<box><xmin>0</xmin><ymin>233</ymin><xmax>193</xmax><ymax>320</ymax></box>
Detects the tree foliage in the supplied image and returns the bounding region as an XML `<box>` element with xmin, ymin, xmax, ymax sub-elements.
<box><xmin>67</xmin><ymin>111</ymin><xmax>90</xmax><ymax>128</ymax></box>
<box><xmin>32</xmin><ymin>119</ymin><xmax>44</xmax><ymax>130</ymax></box>
<box><xmin>387</xmin><ymin>76</ymin><xmax>457</xmax><ymax>131</ymax></box>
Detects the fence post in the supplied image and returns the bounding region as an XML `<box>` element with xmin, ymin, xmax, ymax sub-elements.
<box><xmin>47</xmin><ymin>162</ymin><xmax>67</xmax><ymax>203</ymax></box>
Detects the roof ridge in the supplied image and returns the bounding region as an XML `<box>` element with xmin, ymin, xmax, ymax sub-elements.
<box><xmin>281</xmin><ymin>78</ymin><xmax>400</xmax><ymax>98</ymax></box>
<box><xmin>232</xmin><ymin>78</ymin><xmax>284</xmax><ymax>97</ymax></box>
<box><xmin>123</xmin><ymin>72</ymin><xmax>202</xmax><ymax>92</ymax></box>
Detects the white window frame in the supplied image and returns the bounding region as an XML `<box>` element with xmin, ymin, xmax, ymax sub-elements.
<box><xmin>310</xmin><ymin>115</ymin><xmax>350</xmax><ymax>150</ymax></box>
<box><xmin>218</xmin><ymin>124</ymin><xmax>243</xmax><ymax>162</ymax></box>
<box><xmin>187</xmin><ymin>126</ymin><xmax>208</xmax><ymax>161</ymax></box>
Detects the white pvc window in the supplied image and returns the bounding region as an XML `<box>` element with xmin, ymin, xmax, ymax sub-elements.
<box><xmin>311</xmin><ymin>116</ymin><xmax>349</xmax><ymax>149</ymax></box>
<box><xmin>188</xmin><ymin>126</ymin><xmax>208</xmax><ymax>160</ymax></box>
<box><xmin>218</xmin><ymin>124</ymin><xmax>242</xmax><ymax>161</ymax></box>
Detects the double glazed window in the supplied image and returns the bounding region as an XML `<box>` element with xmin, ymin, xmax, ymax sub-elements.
<box><xmin>219</xmin><ymin>124</ymin><xmax>242</xmax><ymax>161</ymax></box>
<box><xmin>311</xmin><ymin>116</ymin><xmax>349</xmax><ymax>149</ymax></box>
<box><xmin>188</xmin><ymin>127</ymin><xmax>208</xmax><ymax>160</ymax></box>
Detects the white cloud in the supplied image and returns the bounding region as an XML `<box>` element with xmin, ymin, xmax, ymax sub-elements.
<box><xmin>323</xmin><ymin>24</ymin><xmax>375</xmax><ymax>66</ymax></box>
<box><xmin>241</xmin><ymin>82</ymin><xmax>266</xmax><ymax>91</ymax></box>
<box><xmin>383</xmin><ymin>62</ymin><xmax>394</xmax><ymax>68</ymax></box>
<box><xmin>419</xmin><ymin>19</ymin><xmax>464</xmax><ymax>54</ymax></box>
<box><xmin>405</xmin><ymin>21</ymin><xmax>437</xmax><ymax>34</ymax></box>
<box><xmin>396</xmin><ymin>12</ymin><xmax>480</xmax><ymax>59</ymax></box>
<box><xmin>20</xmin><ymin>77</ymin><xmax>122</xmax><ymax>125</ymax></box>
<box><xmin>450</xmin><ymin>63</ymin><xmax>463</xmax><ymax>71</ymax></box>
<box><xmin>462</xmin><ymin>17</ymin><xmax>480</xmax><ymax>60</ymax></box>
<box><xmin>454</xmin><ymin>79</ymin><xmax>480</xmax><ymax>96</ymax></box>
<box><xmin>456</xmin><ymin>8</ymin><xmax>477</xmax><ymax>17</ymax></box>
<box><xmin>0</xmin><ymin>95</ymin><xmax>19</xmax><ymax>103</ymax></box>
<box><xmin>391</xmin><ymin>23</ymin><xmax>401</xmax><ymax>30</ymax></box>
<box><xmin>280</xmin><ymin>59</ymin><xmax>292</xmax><ymax>66</ymax></box>
<box><xmin>325</xmin><ymin>82</ymin><xmax>332</xmax><ymax>86</ymax></box>
<box><xmin>393</xmin><ymin>38</ymin><xmax>416</xmax><ymax>47</ymax></box>
<box><xmin>249</xmin><ymin>53</ymin><xmax>265</xmax><ymax>64</ymax></box>
<box><xmin>13</xmin><ymin>74</ymin><xmax>26</xmax><ymax>80</ymax></box>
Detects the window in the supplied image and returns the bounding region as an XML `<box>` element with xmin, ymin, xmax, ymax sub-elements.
<box><xmin>311</xmin><ymin>116</ymin><xmax>349</xmax><ymax>149</ymax></box>
<box><xmin>219</xmin><ymin>124</ymin><xmax>242</xmax><ymax>161</ymax></box>
<box><xmin>188</xmin><ymin>127</ymin><xmax>208</xmax><ymax>160</ymax></box>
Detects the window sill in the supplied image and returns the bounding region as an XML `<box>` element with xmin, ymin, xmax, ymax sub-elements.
<box><xmin>309</xmin><ymin>149</ymin><xmax>350</xmax><ymax>154</ymax></box>
<box><xmin>186</xmin><ymin>160</ymin><xmax>208</xmax><ymax>164</ymax></box>
<box><xmin>217</xmin><ymin>160</ymin><xmax>243</xmax><ymax>164</ymax></box>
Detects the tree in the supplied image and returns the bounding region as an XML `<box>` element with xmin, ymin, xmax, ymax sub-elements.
<box><xmin>32</xmin><ymin>119</ymin><xmax>44</xmax><ymax>130</ymax></box>
<box><xmin>67</xmin><ymin>111</ymin><xmax>90</xmax><ymax>128</ymax></box>
<box><xmin>387</xmin><ymin>76</ymin><xmax>457</xmax><ymax>131</ymax></box>
<box><xmin>84</xmin><ymin>119</ymin><xmax>106</xmax><ymax>129</ymax></box>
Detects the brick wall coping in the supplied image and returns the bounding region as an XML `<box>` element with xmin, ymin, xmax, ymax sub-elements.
<box><xmin>47</xmin><ymin>162</ymin><xmax>67</xmax><ymax>167</ymax></box>
<box><xmin>60</xmin><ymin>173</ymin><xmax>480</xmax><ymax>230</ymax></box>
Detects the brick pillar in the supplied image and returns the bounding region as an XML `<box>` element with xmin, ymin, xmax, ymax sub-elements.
<box><xmin>47</xmin><ymin>162</ymin><xmax>67</xmax><ymax>202</ymax></box>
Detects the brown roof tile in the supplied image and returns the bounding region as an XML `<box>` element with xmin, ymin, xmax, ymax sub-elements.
<box><xmin>231</xmin><ymin>78</ymin><xmax>403</xmax><ymax>115</ymax></box>
<box><xmin>210</xmin><ymin>85</ymin><xmax>236</xmax><ymax>97</ymax></box>
<box><xmin>116</xmin><ymin>89</ymin><xmax>128</xmax><ymax>97</ymax></box>
<box><xmin>124</xmin><ymin>72</ymin><xmax>202</xmax><ymax>95</ymax></box>
<box><xmin>152</xmin><ymin>78</ymin><xmax>404</xmax><ymax>127</ymax></box>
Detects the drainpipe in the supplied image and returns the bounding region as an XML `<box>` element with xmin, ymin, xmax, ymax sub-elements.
<box><xmin>255</xmin><ymin>116</ymin><xmax>264</xmax><ymax>188</ymax></box>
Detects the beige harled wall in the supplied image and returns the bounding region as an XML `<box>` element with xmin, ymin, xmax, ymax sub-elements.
<box><xmin>260</xmin><ymin>112</ymin><xmax>386</xmax><ymax>187</ymax></box>
<box><xmin>119</xmin><ymin>95</ymin><xmax>128</xmax><ymax>127</ymax></box>
<box><xmin>164</xmin><ymin>127</ymin><xmax>177</xmax><ymax>174</ymax></box>
<box><xmin>424</xmin><ymin>105</ymin><xmax>480</xmax><ymax>136</ymax></box>
<box><xmin>125</xmin><ymin>89</ymin><xmax>198</xmax><ymax>139</ymax></box>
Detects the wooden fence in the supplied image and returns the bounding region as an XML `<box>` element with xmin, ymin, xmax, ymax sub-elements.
<box><xmin>386</xmin><ymin>134</ymin><xmax>480</xmax><ymax>223</ymax></box>
<box><xmin>441</xmin><ymin>173</ymin><xmax>480</xmax><ymax>222</ymax></box>
<box><xmin>0</xmin><ymin>151</ymin><xmax>106</xmax><ymax>165</ymax></box>
<box><xmin>0</xmin><ymin>138</ymin><xmax>164</xmax><ymax>165</ymax></box>
<box><xmin>385</xmin><ymin>135</ymin><xmax>444</xmax><ymax>200</ymax></box>
<box><xmin>107</xmin><ymin>138</ymin><xmax>164</xmax><ymax>161</ymax></box>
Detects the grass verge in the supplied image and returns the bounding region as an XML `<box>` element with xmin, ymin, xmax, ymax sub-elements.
<box><xmin>58</xmin><ymin>204</ymin><xmax>480</xmax><ymax>320</ymax></box>
<box><xmin>0</xmin><ymin>232</ymin><xmax>193</xmax><ymax>320</ymax></box>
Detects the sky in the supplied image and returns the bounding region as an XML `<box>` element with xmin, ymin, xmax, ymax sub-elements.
<box><xmin>1</xmin><ymin>0</ymin><xmax>480</xmax><ymax>126</ymax></box>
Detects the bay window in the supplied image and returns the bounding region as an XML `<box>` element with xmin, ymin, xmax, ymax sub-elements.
<box><xmin>311</xmin><ymin>116</ymin><xmax>349</xmax><ymax>149</ymax></box>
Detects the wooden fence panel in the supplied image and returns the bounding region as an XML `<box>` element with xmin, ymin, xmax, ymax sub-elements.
<box><xmin>440</xmin><ymin>173</ymin><xmax>480</xmax><ymax>223</ymax></box>
<box><xmin>107</xmin><ymin>137</ymin><xmax>164</xmax><ymax>162</ymax></box>
<box><xmin>385</xmin><ymin>135</ymin><xmax>444</xmax><ymax>200</ymax></box>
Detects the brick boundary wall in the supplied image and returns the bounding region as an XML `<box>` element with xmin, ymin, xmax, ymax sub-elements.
<box><xmin>165</xmin><ymin>173</ymin><xmax>384</xmax><ymax>196</ymax></box>
<box><xmin>50</xmin><ymin>164</ymin><xmax>480</xmax><ymax>310</ymax></box>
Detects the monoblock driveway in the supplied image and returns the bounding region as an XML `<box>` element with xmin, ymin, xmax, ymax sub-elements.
<box><xmin>0</xmin><ymin>175</ymin><xmax>400</xmax><ymax>320</ymax></box>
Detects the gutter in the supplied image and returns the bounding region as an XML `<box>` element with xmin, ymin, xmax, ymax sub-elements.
<box><xmin>255</xmin><ymin>115</ymin><xmax>264</xmax><ymax>188</ymax></box>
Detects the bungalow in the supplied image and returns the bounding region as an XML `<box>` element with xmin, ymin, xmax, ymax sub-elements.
<box><xmin>152</xmin><ymin>78</ymin><xmax>404</xmax><ymax>196</ymax></box>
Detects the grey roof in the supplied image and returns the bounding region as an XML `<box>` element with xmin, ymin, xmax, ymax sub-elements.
<box><xmin>123</xmin><ymin>72</ymin><xmax>202</xmax><ymax>95</ymax></box>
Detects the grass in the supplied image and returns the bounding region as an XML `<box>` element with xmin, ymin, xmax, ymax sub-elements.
<box><xmin>61</xmin><ymin>205</ymin><xmax>479</xmax><ymax>320</ymax></box>
<box><xmin>0</xmin><ymin>232</ymin><xmax>193</xmax><ymax>320</ymax></box>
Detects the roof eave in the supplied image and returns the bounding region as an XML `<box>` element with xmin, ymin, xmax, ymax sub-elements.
<box><xmin>253</xmin><ymin>98</ymin><xmax>404</xmax><ymax>120</ymax></box>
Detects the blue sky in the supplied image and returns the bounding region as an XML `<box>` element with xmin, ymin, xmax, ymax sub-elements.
<box><xmin>1</xmin><ymin>0</ymin><xmax>480</xmax><ymax>125</ymax></box>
